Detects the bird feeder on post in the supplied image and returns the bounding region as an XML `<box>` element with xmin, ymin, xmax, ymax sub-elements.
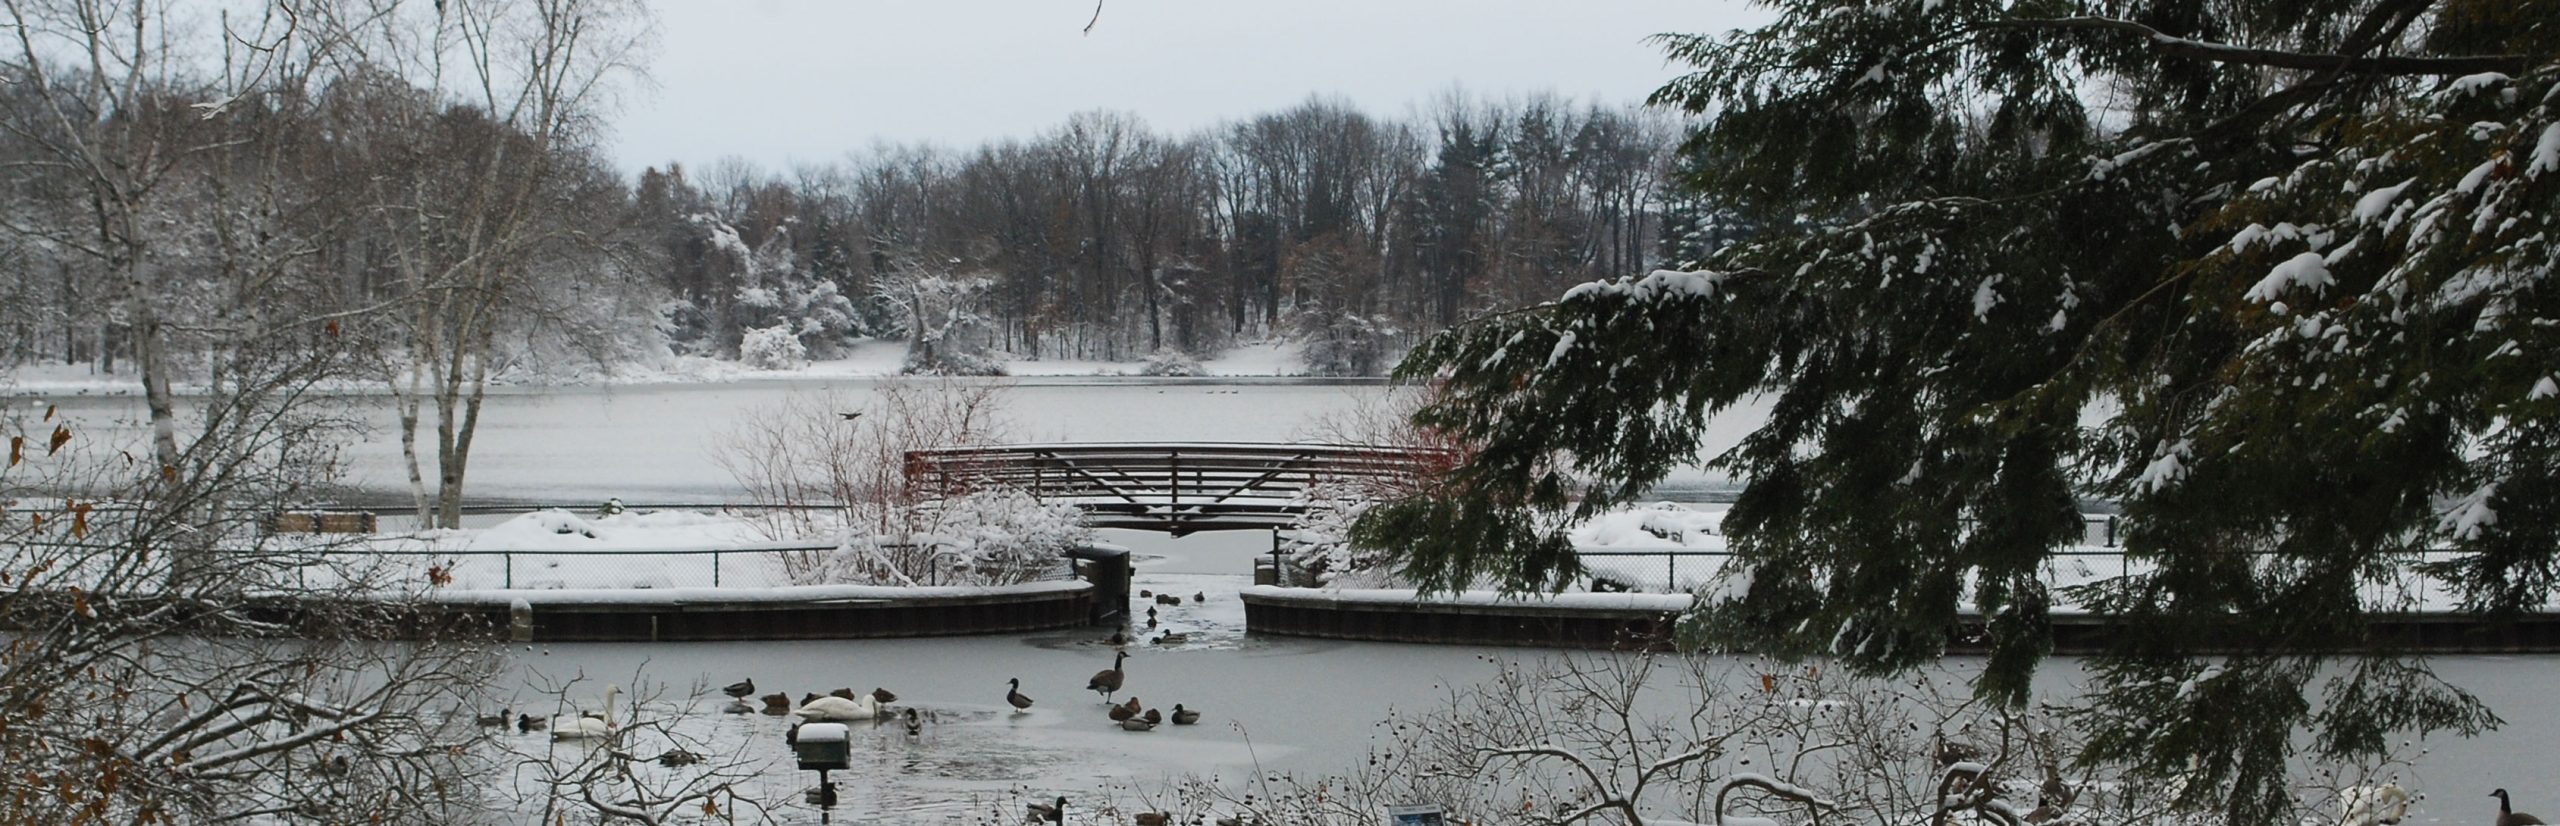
<box><xmin>794</xmin><ymin>722</ymin><xmax>851</xmax><ymax>812</ymax></box>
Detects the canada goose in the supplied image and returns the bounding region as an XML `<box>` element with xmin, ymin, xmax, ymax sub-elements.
<box><xmin>1025</xmin><ymin>796</ymin><xmax>1066</xmax><ymax>823</ymax></box>
<box><xmin>655</xmin><ymin>749</ymin><xmax>701</xmax><ymax>768</ymax></box>
<box><xmin>474</xmin><ymin>709</ymin><xmax>509</xmax><ymax>727</ymax></box>
<box><xmin>1108</xmin><ymin>697</ymin><xmax>1140</xmax><ymax>722</ymax></box>
<box><xmin>720</xmin><ymin>699</ymin><xmax>752</xmax><ymax>714</ymax></box>
<box><xmin>1006</xmin><ymin>678</ymin><xmax>1035</xmax><ymax>713</ymax></box>
<box><xmin>2494</xmin><ymin>789</ymin><xmax>2546</xmax><ymax>826</ymax></box>
<box><xmin>1170</xmin><ymin>704</ymin><xmax>1200</xmax><ymax>725</ymax></box>
<box><xmin>2337</xmin><ymin>783</ymin><xmax>2408</xmax><ymax>826</ymax></box>
<box><xmin>1135</xmin><ymin>813</ymin><xmax>1170</xmax><ymax>826</ymax></box>
<box><xmin>1119</xmin><ymin>716</ymin><xmax>1156</xmax><ymax>731</ymax></box>
<box><xmin>721</xmin><ymin>678</ymin><xmax>754</xmax><ymax>698</ymax></box>
<box><xmin>516</xmin><ymin>713</ymin><xmax>546</xmax><ymax>733</ymax></box>
<box><xmin>902</xmin><ymin>707</ymin><xmax>922</xmax><ymax>737</ymax></box>
<box><xmin>1088</xmin><ymin>651</ymin><xmax>1128</xmax><ymax>702</ymax></box>
<box><xmin>871</xmin><ymin>687</ymin><xmax>898</xmax><ymax>704</ymax></box>
<box><xmin>794</xmin><ymin>694</ymin><xmax>881</xmax><ymax>722</ymax></box>
<box><xmin>759</xmin><ymin>693</ymin><xmax>792</xmax><ymax>715</ymax></box>
<box><xmin>1141</xmin><ymin>707</ymin><xmax>1162</xmax><ymax>726</ymax></box>
<box><xmin>551</xmin><ymin>686</ymin><xmax>621</xmax><ymax>740</ymax></box>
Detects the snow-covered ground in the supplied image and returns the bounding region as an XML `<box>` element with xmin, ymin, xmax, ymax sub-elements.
<box><xmin>0</xmin><ymin>338</ymin><xmax>1324</xmax><ymax>396</ymax></box>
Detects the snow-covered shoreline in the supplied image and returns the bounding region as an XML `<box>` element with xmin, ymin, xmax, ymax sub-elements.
<box><xmin>1</xmin><ymin>339</ymin><xmax>1330</xmax><ymax>396</ymax></box>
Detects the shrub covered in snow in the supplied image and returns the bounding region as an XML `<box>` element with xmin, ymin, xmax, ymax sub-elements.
<box><xmin>738</xmin><ymin>323</ymin><xmax>808</xmax><ymax>370</ymax></box>
<box><xmin>794</xmin><ymin>489</ymin><xmax>1090</xmax><ymax>587</ymax></box>
<box><xmin>1138</xmin><ymin>348</ymin><xmax>1206</xmax><ymax>377</ymax></box>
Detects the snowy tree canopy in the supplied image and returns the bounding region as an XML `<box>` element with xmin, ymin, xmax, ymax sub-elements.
<box><xmin>1359</xmin><ymin>1</ymin><xmax>2554</xmax><ymax>820</ymax></box>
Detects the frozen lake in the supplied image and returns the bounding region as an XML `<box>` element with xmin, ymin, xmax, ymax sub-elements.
<box><xmin>14</xmin><ymin>377</ymin><xmax>1755</xmax><ymax>503</ymax></box>
<box><xmin>500</xmin><ymin>529</ymin><xmax>2559</xmax><ymax>826</ymax></box>
<box><xmin>14</xmin><ymin>378</ymin><xmax>2551</xmax><ymax>821</ymax></box>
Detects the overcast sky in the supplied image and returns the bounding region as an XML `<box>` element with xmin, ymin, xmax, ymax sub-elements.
<box><xmin>611</xmin><ymin>0</ymin><xmax>1765</xmax><ymax>175</ymax></box>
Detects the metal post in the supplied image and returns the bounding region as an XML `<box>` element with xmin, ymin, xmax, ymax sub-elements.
<box><xmin>505</xmin><ymin>553</ymin><xmax>514</xmax><ymax>590</ymax></box>
<box><xmin>713</xmin><ymin>551</ymin><xmax>721</xmax><ymax>588</ymax></box>
<box><xmin>1667</xmin><ymin>553</ymin><xmax>1677</xmax><ymax>593</ymax></box>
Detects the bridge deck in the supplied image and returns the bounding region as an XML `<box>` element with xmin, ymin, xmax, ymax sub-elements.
<box><xmin>904</xmin><ymin>442</ymin><xmax>1452</xmax><ymax>534</ymax></box>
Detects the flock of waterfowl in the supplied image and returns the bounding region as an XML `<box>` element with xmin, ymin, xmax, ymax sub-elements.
<box><xmin>466</xmin><ymin>591</ymin><xmax>1244</xmax><ymax>822</ymax></box>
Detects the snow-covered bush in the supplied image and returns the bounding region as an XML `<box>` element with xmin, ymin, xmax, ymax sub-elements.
<box><xmin>806</xmin><ymin>489</ymin><xmax>1088</xmax><ymax>586</ymax></box>
<box><xmin>1283</xmin><ymin>482</ymin><xmax>1399</xmax><ymax>586</ymax></box>
<box><xmin>720</xmin><ymin>382</ymin><xmax>1080</xmax><ymax>586</ymax></box>
<box><xmin>738</xmin><ymin>322</ymin><xmax>808</xmax><ymax>370</ymax></box>
<box><xmin>1139</xmin><ymin>347</ymin><xmax>1206</xmax><ymax>377</ymax></box>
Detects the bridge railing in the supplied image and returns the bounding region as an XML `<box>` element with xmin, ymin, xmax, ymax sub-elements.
<box><xmin>904</xmin><ymin>442</ymin><xmax>1455</xmax><ymax>532</ymax></box>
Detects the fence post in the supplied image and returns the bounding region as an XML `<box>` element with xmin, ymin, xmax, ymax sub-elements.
<box><xmin>505</xmin><ymin>553</ymin><xmax>514</xmax><ymax>590</ymax></box>
<box><xmin>1667</xmin><ymin>554</ymin><xmax>1677</xmax><ymax>593</ymax></box>
<box><xmin>713</xmin><ymin>551</ymin><xmax>722</xmax><ymax>588</ymax></box>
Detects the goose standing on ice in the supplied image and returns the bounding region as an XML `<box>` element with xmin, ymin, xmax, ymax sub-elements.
<box><xmin>1006</xmin><ymin>678</ymin><xmax>1035</xmax><ymax>713</ymax></box>
<box><xmin>1088</xmin><ymin>650</ymin><xmax>1128</xmax><ymax>703</ymax></box>
<box><xmin>550</xmin><ymin>686</ymin><xmax>621</xmax><ymax>740</ymax></box>
<box><xmin>2494</xmin><ymin>789</ymin><xmax>2546</xmax><ymax>826</ymax></box>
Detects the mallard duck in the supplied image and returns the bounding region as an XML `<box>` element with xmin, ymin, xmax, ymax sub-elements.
<box><xmin>1006</xmin><ymin>678</ymin><xmax>1034</xmax><ymax>713</ymax></box>
<box><xmin>655</xmin><ymin>749</ymin><xmax>701</xmax><ymax>768</ymax></box>
<box><xmin>871</xmin><ymin>687</ymin><xmax>898</xmax><ymax>704</ymax></box>
<box><xmin>1171</xmin><ymin>704</ymin><xmax>1200</xmax><ymax>725</ymax></box>
<box><xmin>473</xmin><ymin>709</ymin><xmax>508</xmax><ymax>727</ymax></box>
<box><xmin>1119</xmin><ymin>716</ymin><xmax>1156</xmax><ymax>731</ymax></box>
<box><xmin>902</xmin><ymin>707</ymin><xmax>922</xmax><ymax>737</ymax></box>
<box><xmin>1025</xmin><ymin>796</ymin><xmax>1066</xmax><ymax>823</ymax></box>
<box><xmin>1141</xmin><ymin>707</ymin><xmax>1162</xmax><ymax>725</ymax></box>
<box><xmin>720</xmin><ymin>678</ymin><xmax>754</xmax><ymax>698</ymax></box>
<box><xmin>759</xmin><ymin>693</ymin><xmax>792</xmax><ymax>715</ymax></box>
<box><xmin>516</xmin><ymin>713</ymin><xmax>546</xmax><ymax>733</ymax></box>
<box><xmin>1108</xmin><ymin>697</ymin><xmax>1140</xmax><ymax>722</ymax></box>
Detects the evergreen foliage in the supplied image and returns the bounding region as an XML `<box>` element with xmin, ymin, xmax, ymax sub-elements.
<box><xmin>1362</xmin><ymin>1</ymin><xmax>2556</xmax><ymax>819</ymax></box>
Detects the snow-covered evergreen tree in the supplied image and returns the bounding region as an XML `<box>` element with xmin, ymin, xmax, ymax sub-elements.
<box><xmin>1361</xmin><ymin>2</ymin><xmax>2555</xmax><ymax>820</ymax></box>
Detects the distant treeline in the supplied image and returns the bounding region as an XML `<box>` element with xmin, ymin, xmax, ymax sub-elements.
<box><xmin>640</xmin><ymin>95</ymin><xmax>1705</xmax><ymax>375</ymax></box>
<box><xmin>2</xmin><ymin>50</ymin><xmax>1708</xmax><ymax>379</ymax></box>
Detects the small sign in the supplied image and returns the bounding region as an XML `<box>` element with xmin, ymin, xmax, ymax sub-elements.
<box><xmin>1385</xmin><ymin>803</ymin><xmax>1446</xmax><ymax>826</ymax></box>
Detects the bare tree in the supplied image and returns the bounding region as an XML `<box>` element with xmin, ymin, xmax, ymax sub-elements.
<box><xmin>0</xmin><ymin>333</ymin><xmax>505</xmax><ymax>823</ymax></box>
<box><xmin>316</xmin><ymin>0</ymin><xmax>651</xmax><ymax>528</ymax></box>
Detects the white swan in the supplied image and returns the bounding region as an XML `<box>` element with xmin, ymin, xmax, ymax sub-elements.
<box><xmin>792</xmin><ymin>694</ymin><xmax>879</xmax><ymax>722</ymax></box>
<box><xmin>2340</xmin><ymin>783</ymin><xmax>2411</xmax><ymax>826</ymax></box>
<box><xmin>550</xmin><ymin>685</ymin><xmax>621</xmax><ymax>740</ymax></box>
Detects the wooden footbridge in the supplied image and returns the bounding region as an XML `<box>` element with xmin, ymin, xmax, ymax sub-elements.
<box><xmin>903</xmin><ymin>442</ymin><xmax>1453</xmax><ymax>535</ymax></box>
